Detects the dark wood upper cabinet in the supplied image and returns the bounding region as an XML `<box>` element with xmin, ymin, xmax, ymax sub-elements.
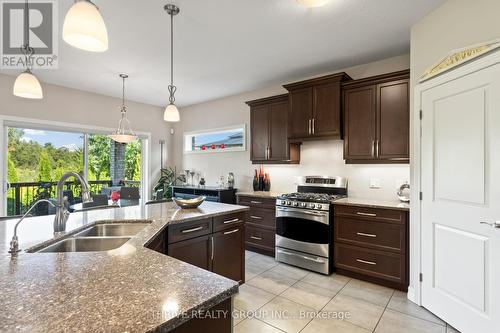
<box><xmin>284</xmin><ymin>72</ymin><xmax>352</xmax><ymax>141</ymax></box>
<box><xmin>342</xmin><ymin>70</ymin><xmax>410</xmax><ymax>164</ymax></box>
<box><xmin>247</xmin><ymin>94</ymin><xmax>300</xmax><ymax>164</ymax></box>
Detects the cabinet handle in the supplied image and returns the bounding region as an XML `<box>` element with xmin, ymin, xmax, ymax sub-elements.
<box><xmin>250</xmin><ymin>215</ymin><xmax>262</xmax><ymax>220</ymax></box>
<box><xmin>312</xmin><ymin>118</ymin><xmax>315</xmax><ymax>135</ymax></box>
<box><xmin>211</xmin><ymin>236</ymin><xmax>214</xmax><ymax>260</ymax></box>
<box><xmin>268</xmin><ymin>146</ymin><xmax>271</xmax><ymax>159</ymax></box>
<box><xmin>308</xmin><ymin>119</ymin><xmax>312</xmax><ymax>135</ymax></box>
<box><xmin>372</xmin><ymin>140</ymin><xmax>375</xmax><ymax>157</ymax></box>
<box><xmin>356</xmin><ymin>212</ymin><xmax>377</xmax><ymax>217</ymax></box>
<box><xmin>224</xmin><ymin>229</ymin><xmax>239</xmax><ymax>235</ymax></box>
<box><xmin>250</xmin><ymin>201</ymin><xmax>262</xmax><ymax>204</ymax></box>
<box><xmin>181</xmin><ymin>226</ymin><xmax>204</xmax><ymax>234</ymax></box>
<box><xmin>356</xmin><ymin>258</ymin><xmax>377</xmax><ymax>265</ymax></box>
<box><xmin>223</xmin><ymin>218</ymin><xmax>240</xmax><ymax>224</ymax></box>
<box><xmin>250</xmin><ymin>236</ymin><xmax>262</xmax><ymax>240</ymax></box>
<box><xmin>357</xmin><ymin>232</ymin><xmax>377</xmax><ymax>238</ymax></box>
<box><xmin>376</xmin><ymin>139</ymin><xmax>380</xmax><ymax>157</ymax></box>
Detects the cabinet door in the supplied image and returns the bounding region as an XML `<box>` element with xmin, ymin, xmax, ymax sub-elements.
<box><xmin>313</xmin><ymin>82</ymin><xmax>341</xmax><ymax>137</ymax></box>
<box><xmin>250</xmin><ymin>105</ymin><xmax>269</xmax><ymax>161</ymax></box>
<box><xmin>212</xmin><ymin>227</ymin><xmax>244</xmax><ymax>282</ymax></box>
<box><xmin>289</xmin><ymin>87</ymin><xmax>313</xmax><ymax>139</ymax></box>
<box><xmin>377</xmin><ymin>80</ymin><xmax>409</xmax><ymax>161</ymax></box>
<box><xmin>344</xmin><ymin>86</ymin><xmax>377</xmax><ymax>161</ymax></box>
<box><xmin>269</xmin><ymin>100</ymin><xmax>289</xmax><ymax>161</ymax></box>
<box><xmin>168</xmin><ymin>235</ymin><xmax>211</xmax><ymax>271</ymax></box>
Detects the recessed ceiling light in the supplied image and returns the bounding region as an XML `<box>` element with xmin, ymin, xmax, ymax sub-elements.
<box><xmin>296</xmin><ymin>0</ymin><xmax>330</xmax><ymax>7</ymax></box>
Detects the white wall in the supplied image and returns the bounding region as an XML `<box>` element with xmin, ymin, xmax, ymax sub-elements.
<box><xmin>0</xmin><ymin>74</ymin><xmax>173</xmax><ymax>198</ymax></box>
<box><xmin>173</xmin><ymin>55</ymin><xmax>411</xmax><ymax>200</ymax></box>
<box><xmin>408</xmin><ymin>0</ymin><xmax>500</xmax><ymax>303</ymax></box>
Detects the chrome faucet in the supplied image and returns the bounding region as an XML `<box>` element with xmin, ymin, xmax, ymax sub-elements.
<box><xmin>54</xmin><ymin>172</ymin><xmax>92</xmax><ymax>233</ymax></box>
<box><xmin>8</xmin><ymin>172</ymin><xmax>92</xmax><ymax>256</ymax></box>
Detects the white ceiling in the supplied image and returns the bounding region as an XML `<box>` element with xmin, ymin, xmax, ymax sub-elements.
<box><xmin>1</xmin><ymin>0</ymin><xmax>444</xmax><ymax>107</ymax></box>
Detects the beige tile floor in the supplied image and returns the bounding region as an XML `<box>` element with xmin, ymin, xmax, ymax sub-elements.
<box><xmin>234</xmin><ymin>250</ymin><xmax>460</xmax><ymax>333</ymax></box>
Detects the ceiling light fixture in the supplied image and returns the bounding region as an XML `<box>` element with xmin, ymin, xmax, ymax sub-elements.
<box><xmin>296</xmin><ymin>0</ymin><xmax>330</xmax><ymax>7</ymax></box>
<box><xmin>63</xmin><ymin>0</ymin><xmax>109</xmax><ymax>52</ymax></box>
<box><xmin>13</xmin><ymin>0</ymin><xmax>43</xmax><ymax>99</ymax></box>
<box><xmin>163</xmin><ymin>4</ymin><xmax>180</xmax><ymax>122</ymax></box>
<box><xmin>109</xmin><ymin>74</ymin><xmax>137</xmax><ymax>144</ymax></box>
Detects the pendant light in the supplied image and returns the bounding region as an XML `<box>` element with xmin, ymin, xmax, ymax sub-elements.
<box><xmin>63</xmin><ymin>0</ymin><xmax>108</xmax><ymax>52</ymax></box>
<box><xmin>163</xmin><ymin>4</ymin><xmax>180</xmax><ymax>122</ymax></box>
<box><xmin>13</xmin><ymin>0</ymin><xmax>43</xmax><ymax>99</ymax></box>
<box><xmin>109</xmin><ymin>74</ymin><xmax>137</xmax><ymax>144</ymax></box>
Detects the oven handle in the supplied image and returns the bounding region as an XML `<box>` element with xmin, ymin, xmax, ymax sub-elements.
<box><xmin>276</xmin><ymin>206</ymin><xmax>328</xmax><ymax>216</ymax></box>
<box><xmin>277</xmin><ymin>248</ymin><xmax>327</xmax><ymax>264</ymax></box>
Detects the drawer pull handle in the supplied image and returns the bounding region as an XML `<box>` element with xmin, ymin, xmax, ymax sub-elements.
<box><xmin>356</xmin><ymin>232</ymin><xmax>377</xmax><ymax>238</ymax></box>
<box><xmin>356</xmin><ymin>212</ymin><xmax>377</xmax><ymax>217</ymax></box>
<box><xmin>250</xmin><ymin>215</ymin><xmax>263</xmax><ymax>220</ymax></box>
<box><xmin>250</xmin><ymin>201</ymin><xmax>262</xmax><ymax>204</ymax></box>
<box><xmin>181</xmin><ymin>226</ymin><xmax>204</xmax><ymax>234</ymax></box>
<box><xmin>250</xmin><ymin>236</ymin><xmax>263</xmax><ymax>241</ymax></box>
<box><xmin>224</xmin><ymin>229</ymin><xmax>239</xmax><ymax>235</ymax></box>
<box><xmin>223</xmin><ymin>218</ymin><xmax>240</xmax><ymax>224</ymax></box>
<box><xmin>356</xmin><ymin>259</ymin><xmax>377</xmax><ymax>265</ymax></box>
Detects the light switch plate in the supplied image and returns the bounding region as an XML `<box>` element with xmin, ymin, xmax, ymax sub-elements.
<box><xmin>370</xmin><ymin>178</ymin><xmax>381</xmax><ymax>189</ymax></box>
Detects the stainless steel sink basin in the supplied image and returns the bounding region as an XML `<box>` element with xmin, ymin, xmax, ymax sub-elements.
<box><xmin>37</xmin><ymin>237</ymin><xmax>131</xmax><ymax>253</ymax></box>
<box><xmin>75</xmin><ymin>223</ymin><xmax>149</xmax><ymax>237</ymax></box>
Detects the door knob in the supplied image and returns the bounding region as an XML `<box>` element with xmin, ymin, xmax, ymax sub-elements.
<box><xmin>480</xmin><ymin>221</ymin><xmax>500</xmax><ymax>228</ymax></box>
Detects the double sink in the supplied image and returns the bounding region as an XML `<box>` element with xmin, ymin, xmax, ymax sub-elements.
<box><xmin>36</xmin><ymin>223</ymin><xmax>149</xmax><ymax>253</ymax></box>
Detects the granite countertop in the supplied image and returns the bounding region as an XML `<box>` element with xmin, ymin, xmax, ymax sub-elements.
<box><xmin>334</xmin><ymin>197</ymin><xmax>410</xmax><ymax>211</ymax></box>
<box><xmin>236</xmin><ymin>191</ymin><xmax>282</xmax><ymax>198</ymax></box>
<box><xmin>0</xmin><ymin>201</ymin><xmax>249</xmax><ymax>333</ymax></box>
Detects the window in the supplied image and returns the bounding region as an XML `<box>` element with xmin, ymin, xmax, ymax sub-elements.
<box><xmin>5</xmin><ymin>126</ymin><xmax>144</xmax><ymax>217</ymax></box>
<box><xmin>184</xmin><ymin>125</ymin><xmax>246</xmax><ymax>154</ymax></box>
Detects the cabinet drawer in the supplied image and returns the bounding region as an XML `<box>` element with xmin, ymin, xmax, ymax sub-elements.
<box><xmin>237</xmin><ymin>195</ymin><xmax>276</xmax><ymax>209</ymax></box>
<box><xmin>335</xmin><ymin>243</ymin><xmax>405</xmax><ymax>284</ymax></box>
<box><xmin>168</xmin><ymin>218</ymin><xmax>212</xmax><ymax>244</ymax></box>
<box><xmin>213</xmin><ymin>212</ymin><xmax>245</xmax><ymax>232</ymax></box>
<box><xmin>335</xmin><ymin>217</ymin><xmax>405</xmax><ymax>253</ymax></box>
<box><xmin>247</xmin><ymin>207</ymin><xmax>275</xmax><ymax>229</ymax></box>
<box><xmin>245</xmin><ymin>225</ymin><xmax>275</xmax><ymax>251</ymax></box>
<box><xmin>334</xmin><ymin>205</ymin><xmax>406</xmax><ymax>224</ymax></box>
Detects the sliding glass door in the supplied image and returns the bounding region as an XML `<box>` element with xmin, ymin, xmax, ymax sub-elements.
<box><xmin>3</xmin><ymin>125</ymin><xmax>145</xmax><ymax>217</ymax></box>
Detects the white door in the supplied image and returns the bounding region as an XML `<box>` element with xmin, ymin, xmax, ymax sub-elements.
<box><xmin>420</xmin><ymin>58</ymin><xmax>500</xmax><ymax>333</ymax></box>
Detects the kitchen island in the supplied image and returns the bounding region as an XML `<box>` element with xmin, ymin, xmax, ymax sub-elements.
<box><xmin>0</xmin><ymin>201</ymin><xmax>249</xmax><ymax>333</ymax></box>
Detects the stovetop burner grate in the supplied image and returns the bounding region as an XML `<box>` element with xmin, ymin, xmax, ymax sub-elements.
<box><xmin>277</xmin><ymin>192</ymin><xmax>346</xmax><ymax>203</ymax></box>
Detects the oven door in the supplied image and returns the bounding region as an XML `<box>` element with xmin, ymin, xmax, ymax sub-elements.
<box><xmin>275</xmin><ymin>206</ymin><xmax>330</xmax><ymax>257</ymax></box>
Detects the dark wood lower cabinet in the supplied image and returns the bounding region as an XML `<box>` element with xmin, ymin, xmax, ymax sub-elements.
<box><xmin>237</xmin><ymin>195</ymin><xmax>276</xmax><ymax>257</ymax></box>
<box><xmin>168</xmin><ymin>235</ymin><xmax>212</xmax><ymax>271</ymax></box>
<box><xmin>334</xmin><ymin>204</ymin><xmax>409</xmax><ymax>291</ymax></box>
<box><xmin>212</xmin><ymin>226</ymin><xmax>244</xmax><ymax>283</ymax></box>
<box><xmin>146</xmin><ymin>211</ymin><xmax>246</xmax><ymax>283</ymax></box>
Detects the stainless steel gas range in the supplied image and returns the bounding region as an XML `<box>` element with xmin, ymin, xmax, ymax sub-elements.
<box><xmin>275</xmin><ymin>176</ymin><xmax>348</xmax><ymax>274</ymax></box>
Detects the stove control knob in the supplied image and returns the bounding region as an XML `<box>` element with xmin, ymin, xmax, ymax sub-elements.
<box><xmin>309</xmin><ymin>204</ymin><xmax>315</xmax><ymax>209</ymax></box>
<box><xmin>286</xmin><ymin>201</ymin><xmax>291</xmax><ymax>205</ymax></box>
<box><xmin>280</xmin><ymin>200</ymin><xmax>286</xmax><ymax>205</ymax></box>
<box><xmin>301</xmin><ymin>203</ymin><xmax>307</xmax><ymax>207</ymax></box>
<box><xmin>316</xmin><ymin>204</ymin><xmax>322</xmax><ymax>210</ymax></box>
<box><xmin>293</xmin><ymin>202</ymin><xmax>299</xmax><ymax>207</ymax></box>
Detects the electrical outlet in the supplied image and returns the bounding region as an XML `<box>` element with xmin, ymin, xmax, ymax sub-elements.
<box><xmin>369</xmin><ymin>178</ymin><xmax>381</xmax><ymax>189</ymax></box>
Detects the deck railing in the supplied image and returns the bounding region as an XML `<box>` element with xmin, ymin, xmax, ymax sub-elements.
<box><xmin>6</xmin><ymin>180</ymin><xmax>140</xmax><ymax>216</ymax></box>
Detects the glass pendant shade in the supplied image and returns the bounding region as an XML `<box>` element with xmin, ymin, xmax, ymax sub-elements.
<box><xmin>296</xmin><ymin>0</ymin><xmax>330</xmax><ymax>7</ymax></box>
<box><xmin>109</xmin><ymin>133</ymin><xmax>137</xmax><ymax>144</ymax></box>
<box><xmin>13</xmin><ymin>70</ymin><xmax>43</xmax><ymax>99</ymax></box>
<box><xmin>63</xmin><ymin>0</ymin><xmax>109</xmax><ymax>52</ymax></box>
<box><xmin>164</xmin><ymin>103</ymin><xmax>180</xmax><ymax>122</ymax></box>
